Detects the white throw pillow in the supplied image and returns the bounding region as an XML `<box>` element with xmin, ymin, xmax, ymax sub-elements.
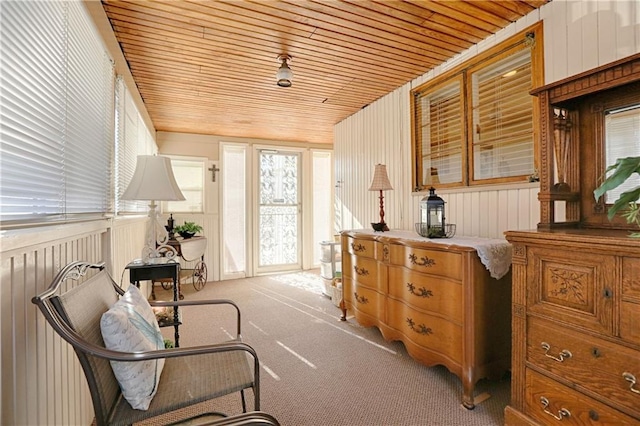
<box><xmin>100</xmin><ymin>285</ymin><xmax>165</xmax><ymax>410</ymax></box>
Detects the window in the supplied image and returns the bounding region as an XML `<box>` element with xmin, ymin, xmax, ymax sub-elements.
<box><xmin>221</xmin><ymin>144</ymin><xmax>247</xmax><ymax>278</ymax></box>
<box><xmin>115</xmin><ymin>78</ymin><xmax>157</xmax><ymax>215</ymax></box>
<box><xmin>470</xmin><ymin>49</ymin><xmax>534</xmax><ymax>181</ymax></box>
<box><xmin>1</xmin><ymin>1</ymin><xmax>114</xmax><ymax>224</ymax></box>
<box><xmin>164</xmin><ymin>158</ymin><xmax>205</xmax><ymax>213</ymax></box>
<box><xmin>412</xmin><ymin>24</ymin><xmax>542</xmax><ymax>190</ymax></box>
<box><xmin>414</xmin><ymin>77</ymin><xmax>464</xmax><ymax>186</ymax></box>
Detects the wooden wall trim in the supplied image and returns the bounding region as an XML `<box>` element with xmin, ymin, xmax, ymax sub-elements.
<box><xmin>531</xmin><ymin>52</ymin><xmax>640</xmax><ymax>103</ymax></box>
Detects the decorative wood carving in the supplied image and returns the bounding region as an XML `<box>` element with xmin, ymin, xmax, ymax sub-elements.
<box><xmin>512</xmin><ymin>244</ymin><xmax>526</xmax><ymax>260</ymax></box>
<box><xmin>546</xmin><ymin>267</ymin><xmax>588</xmax><ymax>305</ymax></box>
<box><xmin>552</xmin><ymin>108</ymin><xmax>572</xmax><ymax>191</ymax></box>
<box><xmin>531</xmin><ymin>52</ymin><xmax>640</xmax><ymax>230</ymax></box>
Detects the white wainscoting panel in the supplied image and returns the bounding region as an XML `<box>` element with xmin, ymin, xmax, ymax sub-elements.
<box><xmin>1</xmin><ymin>226</ymin><xmax>107</xmax><ymax>425</ymax></box>
<box><xmin>0</xmin><ymin>217</ymin><xmax>154</xmax><ymax>425</ymax></box>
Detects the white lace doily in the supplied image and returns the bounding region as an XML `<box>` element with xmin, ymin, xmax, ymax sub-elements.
<box><xmin>351</xmin><ymin>229</ymin><xmax>512</xmax><ymax>280</ymax></box>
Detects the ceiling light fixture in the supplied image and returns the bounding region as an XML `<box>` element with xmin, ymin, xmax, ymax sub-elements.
<box><xmin>276</xmin><ymin>54</ymin><xmax>293</xmax><ymax>87</ymax></box>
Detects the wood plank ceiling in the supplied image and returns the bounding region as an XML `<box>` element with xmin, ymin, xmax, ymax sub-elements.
<box><xmin>102</xmin><ymin>0</ymin><xmax>549</xmax><ymax>145</ymax></box>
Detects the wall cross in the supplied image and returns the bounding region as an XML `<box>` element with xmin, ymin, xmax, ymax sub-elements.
<box><xmin>208</xmin><ymin>164</ymin><xmax>220</xmax><ymax>182</ymax></box>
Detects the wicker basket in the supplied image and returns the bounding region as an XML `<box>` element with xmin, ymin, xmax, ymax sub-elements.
<box><xmin>331</xmin><ymin>278</ymin><xmax>343</xmax><ymax>307</ymax></box>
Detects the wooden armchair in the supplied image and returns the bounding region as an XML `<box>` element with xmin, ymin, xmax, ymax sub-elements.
<box><xmin>31</xmin><ymin>261</ymin><xmax>265</xmax><ymax>426</ymax></box>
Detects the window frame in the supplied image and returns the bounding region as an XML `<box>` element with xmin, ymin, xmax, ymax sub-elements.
<box><xmin>162</xmin><ymin>156</ymin><xmax>206</xmax><ymax>214</ymax></box>
<box><xmin>411</xmin><ymin>23</ymin><xmax>543</xmax><ymax>192</ymax></box>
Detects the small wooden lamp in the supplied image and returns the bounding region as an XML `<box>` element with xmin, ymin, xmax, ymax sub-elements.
<box><xmin>369</xmin><ymin>164</ymin><xmax>393</xmax><ymax>231</ymax></box>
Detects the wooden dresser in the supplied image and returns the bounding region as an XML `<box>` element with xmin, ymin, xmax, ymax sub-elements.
<box><xmin>502</xmin><ymin>54</ymin><xmax>640</xmax><ymax>425</ymax></box>
<box><xmin>341</xmin><ymin>229</ymin><xmax>512</xmax><ymax>409</ymax></box>
<box><xmin>505</xmin><ymin>229</ymin><xmax>640</xmax><ymax>425</ymax></box>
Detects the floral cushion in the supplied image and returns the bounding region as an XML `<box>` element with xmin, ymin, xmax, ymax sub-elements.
<box><xmin>100</xmin><ymin>285</ymin><xmax>165</xmax><ymax>410</ymax></box>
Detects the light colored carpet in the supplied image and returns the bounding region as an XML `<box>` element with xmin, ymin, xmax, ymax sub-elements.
<box><xmin>145</xmin><ymin>271</ymin><xmax>509</xmax><ymax>426</ymax></box>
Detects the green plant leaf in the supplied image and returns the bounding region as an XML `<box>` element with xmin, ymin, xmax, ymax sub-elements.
<box><xmin>594</xmin><ymin>157</ymin><xmax>640</xmax><ymax>201</ymax></box>
<box><xmin>174</xmin><ymin>221</ymin><xmax>203</xmax><ymax>233</ymax></box>
<box><xmin>607</xmin><ymin>187</ymin><xmax>640</xmax><ymax>220</ymax></box>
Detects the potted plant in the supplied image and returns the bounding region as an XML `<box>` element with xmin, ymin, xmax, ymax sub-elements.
<box><xmin>594</xmin><ymin>156</ymin><xmax>640</xmax><ymax>237</ymax></box>
<box><xmin>173</xmin><ymin>221</ymin><xmax>203</xmax><ymax>239</ymax></box>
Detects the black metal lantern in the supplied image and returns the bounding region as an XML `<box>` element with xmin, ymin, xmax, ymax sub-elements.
<box><xmin>415</xmin><ymin>187</ymin><xmax>455</xmax><ymax>238</ymax></box>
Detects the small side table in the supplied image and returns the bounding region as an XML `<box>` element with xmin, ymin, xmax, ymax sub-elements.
<box><xmin>126</xmin><ymin>260</ymin><xmax>181</xmax><ymax>347</ymax></box>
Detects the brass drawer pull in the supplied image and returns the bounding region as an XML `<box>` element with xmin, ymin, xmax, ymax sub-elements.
<box><xmin>351</xmin><ymin>243</ymin><xmax>366</xmax><ymax>253</ymax></box>
<box><xmin>540</xmin><ymin>397</ymin><xmax>571</xmax><ymax>421</ymax></box>
<box><xmin>541</xmin><ymin>342</ymin><xmax>572</xmax><ymax>362</ymax></box>
<box><xmin>408</xmin><ymin>253</ymin><xmax>436</xmax><ymax>267</ymax></box>
<box><xmin>354</xmin><ymin>266</ymin><xmax>369</xmax><ymax>276</ymax></box>
<box><xmin>354</xmin><ymin>292</ymin><xmax>368</xmax><ymax>304</ymax></box>
<box><xmin>407</xmin><ymin>282</ymin><xmax>433</xmax><ymax>298</ymax></box>
<box><xmin>406</xmin><ymin>318</ymin><xmax>433</xmax><ymax>335</ymax></box>
<box><xmin>623</xmin><ymin>372</ymin><xmax>640</xmax><ymax>394</ymax></box>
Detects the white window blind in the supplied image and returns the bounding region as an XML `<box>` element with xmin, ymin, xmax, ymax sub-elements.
<box><xmin>115</xmin><ymin>78</ymin><xmax>157</xmax><ymax>214</ymax></box>
<box><xmin>164</xmin><ymin>158</ymin><xmax>205</xmax><ymax>213</ymax></box>
<box><xmin>1</xmin><ymin>1</ymin><xmax>114</xmax><ymax>224</ymax></box>
<box><xmin>471</xmin><ymin>48</ymin><xmax>533</xmax><ymax>181</ymax></box>
<box><xmin>605</xmin><ymin>105</ymin><xmax>640</xmax><ymax>203</ymax></box>
<box><xmin>415</xmin><ymin>79</ymin><xmax>464</xmax><ymax>186</ymax></box>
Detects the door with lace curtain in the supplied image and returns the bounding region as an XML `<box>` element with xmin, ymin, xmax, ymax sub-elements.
<box><xmin>256</xmin><ymin>150</ymin><xmax>301</xmax><ymax>273</ymax></box>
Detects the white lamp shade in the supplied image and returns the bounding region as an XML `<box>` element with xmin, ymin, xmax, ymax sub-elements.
<box><xmin>121</xmin><ymin>155</ymin><xmax>186</xmax><ymax>201</ymax></box>
<box><xmin>369</xmin><ymin>164</ymin><xmax>393</xmax><ymax>191</ymax></box>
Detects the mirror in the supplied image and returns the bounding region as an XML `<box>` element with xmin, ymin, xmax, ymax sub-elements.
<box><xmin>604</xmin><ymin>104</ymin><xmax>640</xmax><ymax>204</ymax></box>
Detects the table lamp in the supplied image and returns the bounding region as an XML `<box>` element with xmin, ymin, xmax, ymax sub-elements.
<box><xmin>369</xmin><ymin>164</ymin><xmax>393</xmax><ymax>231</ymax></box>
<box><xmin>122</xmin><ymin>155</ymin><xmax>185</xmax><ymax>263</ymax></box>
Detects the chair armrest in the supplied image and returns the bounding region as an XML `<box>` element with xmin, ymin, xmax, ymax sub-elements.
<box><xmin>64</xmin><ymin>323</ymin><xmax>258</xmax><ymax>364</ymax></box>
<box><xmin>149</xmin><ymin>299</ymin><xmax>242</xmax><ymax>337</ymax></box>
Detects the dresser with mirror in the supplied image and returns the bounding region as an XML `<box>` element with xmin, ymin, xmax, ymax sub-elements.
<box><xmin>505</xmin><ymin>54</ymin><xmax>640</xmax><ymax>425</ymax></box>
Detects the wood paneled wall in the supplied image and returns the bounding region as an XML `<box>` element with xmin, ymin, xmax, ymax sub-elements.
<box><xmin>334</xmin><ymin>0</ymin><xmax>640</xmax><ymax>239</ymax></box>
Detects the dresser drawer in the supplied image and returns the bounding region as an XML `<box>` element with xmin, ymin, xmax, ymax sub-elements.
<box><xmin>342</xmin><ymin>254</ymin><xmax>387</xmax><ymax>293</ymax></box>
<box><xmin>344</xmin><ymin>236</ymin><xmax>376</xmax><ymax>259</ymax></box>
<box><xmin>389</xmin><ymin>244</ymin><xmax>462</xmax><ymax>280</ymax></box>
<box><xmin>527</xmin><ymin>317</ymin><xmax>640</xmax><ymax>417</ymax></box>
<box><xmin>345</xmin><ymin>279</ymin><xmax>385</xmax><ymax>322</ymax></box>
<box><xmin>621</xmin><ymin>301</ymin><xmax>640</xmax><ymax>345</ymax></box>
<box><xmin>525</xmin><ymin>368</ymin><xmax>638</xmax><ymax>425</ymax></box>
<box><xmin>622</xmin><ymin>257</ymin><xmax>640</xmax><ymax>346</ymax></box>
<box><xmin>386</xmin><ymin>299</ymin><xmax>462</xmax><ymax>364</ymax></box>
<box><xmin>622</xmin><ymin>257</ymin><xmax>640</xmax><ymax>299</ymax></box>
<box><xmin>387</xmin><ymin>266</ymin><xmax>462</xmax><ymax>323</ymax></box>
<box><xmin>526</xmin><ymin>246</ymin><xmax>614</xmax><ymax>336</ymax></box>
